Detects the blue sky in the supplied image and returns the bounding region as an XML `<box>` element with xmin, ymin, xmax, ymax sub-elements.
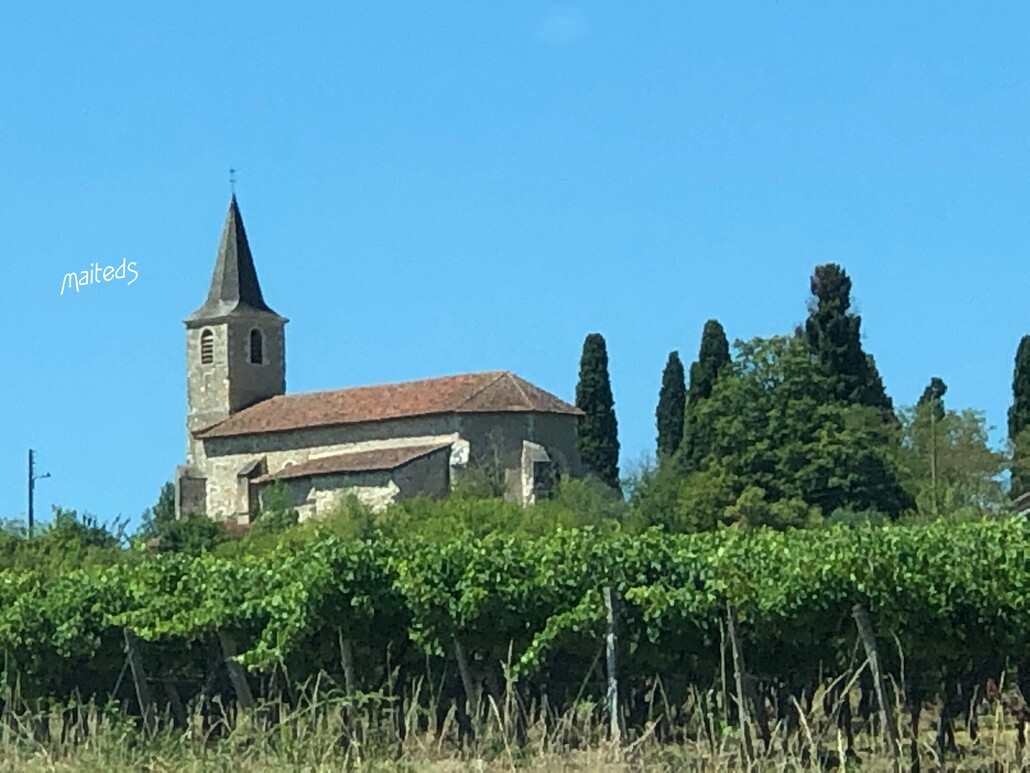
<box><xmin>2</xmin><ymin>3</ymin><xmax>1029</xmax><ymax>528</ymax></box>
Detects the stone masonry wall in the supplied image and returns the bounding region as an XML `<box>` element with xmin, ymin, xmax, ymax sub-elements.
<box><xmin>393</xmin><ymin>445</ymin><xmax>451</xmax><ymax>499</ymax></box>
<box><xmin>197</xmin><ymin>415</ymin><xmax>461</xmax><ymax>519</ymax></box>
<box><xmin>457</xmin><ymin>412</ymin><xmax>582</xmax><ymax>479</ymax></box>
<box><xmin>278</xmin><ymin>472</ymin><xmax>398</xmax><ymax>520</ymax></box>
<box><xmin>185</xmin><ymin>310</ymin><xmax>285</xmax><ymax>467</ymax></box>
<box><xmin>271</xmin><ymin>446</ymin><xmax>449</xmax><ymax>520</ymax></box>
<box><xmin>226</xmin><ymin>314</ymin><xmax>285</xmax><ymax>416</ymax></box>
<box><xmin>190</xmin><ymin>412</ymin><xmax>579</xmax><ymax>520</ymax></box>
<box><xmin>185</xmin><ymin>323</ymin><xmax>230</xmax><ymax>464</ymax></box>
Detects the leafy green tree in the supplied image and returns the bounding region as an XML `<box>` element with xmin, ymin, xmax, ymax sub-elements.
<box><xmin>680</xmin><ymin>319</ymin><xmax>730</xmax><ymax>471</ymax></box>
<box><xmin>0</xmin><ymin>507</ymin><xmax>123</xmax><ymax>572</ymax></box>
<box><xmin>137</xmin><ymin>480</ymin><xmax>226</xmax><ymax>553</ymax></box>
<box><xmin>303</xmin><ymin>493</ymin><xmax>378</xmax><ymax>541</ymax></box>
<box><xmin>151</xmin><ymin>514</ymin><xmax>226</xmax><ymax>554</ymax></box>
<box><xmin>625</xmin><ymin>457</ymin><xmax>694</xmax><ymax>531</ymax></box>
<box><xmin>251</xmin><ymin>481</ymin><xmax>300</xmax><ymax>535</ymax></box>
<box><xmin>908</xmin><ymin>373</ymin><xmax>1009</xmax><ymax>518</ymax></box>
<box><xmin>685</xmin><ymin>336</ymin><xmax>910</xmax><ymax>524</ymax></box>
<box><xmin>575</xmin><ymin>333</ymin><xmax>621</xmax><ymax>491</ymax></box>
<box><xmin>633</xmin><ymin>336</ymin><xmax>912</xmax><ymax>532</ymax></box>
<box><xmin>1009</xmin><ymin>335</ymin><xmax>1030</xmax><ymax>498</ymax></box>
<box><xmin>824</xmin><ymin>506</ymin><xmax>890</xmax><ymax>527</ymax></box>
<box><xmin>722</xmin><ymin>486</ymin><xmax>823</xmax><ymax>532</ymax></box>
<box><xmin>451</xmin><ymin>429</ymin><xmax>508</xmax><ymax>499</ymax></box>
<box><xmin>655</xmin><ymin>351</ymin><xmax>686</xmax><ymax>459</ymax></box>
<box><xmin>630</xmin><ymin>460</ymin><xmax>822</xmax><ymax>534</ymax></box>
<box><xmin>137</xmin><ymin>481</ymin><xmax>176</xmax><ymax>541</ymax></box>
<box><xmin>900</xmin><ymin>398</ymin><xmax>1007</xmax><ymax>519</ymax></box>
<box><xmin>803</xmin><ymin>263</ymin><xmax>893</xmax><ymax>416</ymax></box>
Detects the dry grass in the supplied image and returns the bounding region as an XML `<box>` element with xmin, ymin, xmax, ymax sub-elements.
<box><xmin>0</xmin><ymin>677</ymin><xmax>1027</xmax><ymax>772</ymax></box>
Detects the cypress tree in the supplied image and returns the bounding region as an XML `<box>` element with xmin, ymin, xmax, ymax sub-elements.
<box><xmin>804</xmin><ymin>263</ymin><xmax>893</xmax><ymax>416</ymax></box>
<box><xmin>1009</xmin><ymin>336</ymin><xmax>1030</xmax><ymax>498</ymax></box>
<box><xmin>656</xmin><ymin>351</ymin><xmax>686</xmax><ymax>459</ymax></box>
<box><xmin>864</xmin><ymin>355</ymin><xmax>895</xmax><ymax>418</ymax></box>
<box><xmin>681</xmin><ymin>320</ymin><xmax>731</xmax><ymax>471</ymax></box>
<box><xmin>688</xmin><ymin>320</ymin><xmax>730</xmax><ymax>404</ymax></box>
<box><xmin>575</xmin><ymin>333</ymin><xmax>621</xmax><ymax>491</ymax></box>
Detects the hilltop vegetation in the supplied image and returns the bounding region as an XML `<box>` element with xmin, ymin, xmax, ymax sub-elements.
<box><xmin>1</xmin><ymin>260</ymin><xmax>1027</xmax><ymax>768</ymax></box>
<box><xmin>1</xmin><ymin>499</ymin><xmax>1030</xmax><ymax>768</ymax></box>
<box><xmin>586</xmin><ymin>263</ymin><xmax>1013</xmax><ymax>531</ymax></box>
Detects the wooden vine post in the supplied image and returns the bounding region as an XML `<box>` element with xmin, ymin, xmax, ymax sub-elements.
<box><xmin>123</xmin><ymin>628</ymin><xmax>156</xmax><ymax>729</ymax></box>
<box><xmin>725</xmin><ymin>603</ymin><xmax>755</xmax><ymax>766</ymax></box>
<box><xmin>218</xmin><ymin>630</ymin><xmax>255</xmax><ymax>709</ymax></box>
<box><xmin>337</xmin><ymin>629</ymin><xmax>357</xmax><ymax>730</ymax></box>
<box><xmin>603</xmin><ymin>586</ymin><xmax>622</xmax><ymax>746</ymax></box>
<box><xmin>337</xmin><ymin>629</ymin><xmax>356</xmax><ymax>696</ymax></box>
<box><xmin>453</xmin><ymin>635</ymin><xmax>480</xmax><ymax>718</ymax></box>
<box><xmin>852</xmin><ymin>604</ymin><xmax>900</xmax><ymax>766</ymax></box>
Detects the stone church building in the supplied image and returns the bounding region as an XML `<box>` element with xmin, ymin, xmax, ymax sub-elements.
<box><xmin>175</xmin><ymin>196</ymin><xmax>583</xmax><ymax>523</ymax></box>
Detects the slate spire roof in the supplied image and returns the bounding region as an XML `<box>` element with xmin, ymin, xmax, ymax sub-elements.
<box><xmin>188</xmin><ymin>195</ymin><xmax>282</xmax><ymax>321</ymax></box>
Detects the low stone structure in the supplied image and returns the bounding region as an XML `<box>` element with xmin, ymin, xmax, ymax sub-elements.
<box><xmin>176</xmin><ymin>196</ymin><xmax>583</xmax><ymax>522</ymax></box>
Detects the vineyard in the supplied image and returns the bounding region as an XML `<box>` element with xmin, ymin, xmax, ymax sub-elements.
<box><xmin>2</xmin><ymin>517</ymin><xmax>1030</xmax><ymax>767</ymax></box>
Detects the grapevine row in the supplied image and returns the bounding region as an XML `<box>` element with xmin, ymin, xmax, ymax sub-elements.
<box><xmin>1</xmin><ymin>520</ymin><xmax>1028</xmax><ymax>718</ymax></box>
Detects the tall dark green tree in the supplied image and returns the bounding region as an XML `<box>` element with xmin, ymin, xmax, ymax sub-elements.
<box><xmin>680</xmin><ymin>320</ymin><xmax>730</xmax><ymax>471</ymax></box>
<box><xmin>864</xmin><ymin>355</ymin><xmax>894</xmax><ymax>417</ymax></box>
<box><xmin>803</xmin><ymin>263</ymin><xmax>894</xmax><ymax>416</ymax></box>
<box><xmin>918</xmin><ymin>377</ymin><xmax>948</xmax><ymax>423</ymax></box>
<box><xmin>688</xmin><ymin>320</ymin><xmax>731</xmax><ymax>404</ymax></box>
<box><xmin>656</xmin><ymin>351</ymin><xmax>686</xmax><ymax>459</ymax></box>
<box><xmin>914</xmin><ymin>377</ymin><xmax>948</xmax><ymax>515</ymax></box>
<box><xmin>1009</xmin><ymin>336</ymin><xmax>1030</xmax><ymax>498</ymax></box>
<box><xmin>575</xmin><ymin>333</ymin><xmax>621</xmax><ymax>491</ymax></box>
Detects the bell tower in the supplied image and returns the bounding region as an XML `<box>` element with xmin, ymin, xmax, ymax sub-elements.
<box><xmin>183</xmin><ymin>195</ymin><xmax>287</xmax><ymax>465</ymax></box>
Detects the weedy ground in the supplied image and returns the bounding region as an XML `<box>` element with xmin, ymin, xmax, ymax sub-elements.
<box><xmin>0</xmin><ymin>686</ymin><xmax>1026</xmax><ymax>771</ymax></box>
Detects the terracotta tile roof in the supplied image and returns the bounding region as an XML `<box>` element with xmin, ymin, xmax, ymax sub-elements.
<box><xmin>197</xmin><ymin>371</ymin><xmax>582</xmax><ymax>439</ymax></box>
<box><xmin>255</xmin><ymin>443</ymin><xmax>452</xmax><ymax>481</ymax></box>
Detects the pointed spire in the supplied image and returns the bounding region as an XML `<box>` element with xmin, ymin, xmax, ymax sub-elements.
<box><xmin>189</xmin><ymin>195</ymin><xmax>281</xmax><ymax>320</ymax></box>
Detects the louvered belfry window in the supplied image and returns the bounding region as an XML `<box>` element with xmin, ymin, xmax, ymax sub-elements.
<box><xmin>250</xmin><ymin>329</ymin><xmax>263</xmax><ymax>364</ymax></box>
<box><xmin>200</xmin><ymin>329</ymin><xmax>214</xmax><ymax>364</ymax></box>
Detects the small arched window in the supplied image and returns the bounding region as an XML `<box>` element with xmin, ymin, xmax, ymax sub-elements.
<box><xmin>200</xmin><ymin>329</ymin><xmax>214</xmax><ymax>364</ymax></box>
<box><xmin>249</xmin><ymin>329</ymin><xmax>263</xmax><ymax>364</ymax></box>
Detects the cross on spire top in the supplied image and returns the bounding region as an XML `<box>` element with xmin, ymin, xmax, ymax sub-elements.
<box><xmin>229</xmin><ymin>167</ymin><xmax>237</xmax><ymax>195</ymax></box>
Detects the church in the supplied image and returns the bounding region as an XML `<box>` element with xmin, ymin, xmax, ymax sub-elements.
<box><xmin>175</xmin><ymin>196</ymin><xmax>584</xmax><ymax>523</ymax></box>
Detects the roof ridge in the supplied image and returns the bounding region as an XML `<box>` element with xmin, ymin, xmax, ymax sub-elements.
<box><xmin>195</xmin><ymin>370</ymin><xmax>582</xmax><ymax>439</ymax></box>
<box><xmin>283</xmin><ymin>371</ymin><xmax>504</xmax><ymax>399</ymax></box>
<box><xmin>453</xmin><ymin>371</ymin><xmax>508</xmax><ymax>411</ymax></box>
<box><xmin>503</xmin><ymin>371</ymin><xmax>536</xmax><ymax>408</ymax></box>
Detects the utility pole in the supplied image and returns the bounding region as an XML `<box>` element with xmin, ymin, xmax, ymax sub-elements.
<box><xmin>27</xmin><ymin>449</ymin><xmax>51</xmax><ymax>539</ymax></box>
<box><xmin>930</xmin><ymin>399</ymin><xmax>938</xmax><ymax>518</ymax></box>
